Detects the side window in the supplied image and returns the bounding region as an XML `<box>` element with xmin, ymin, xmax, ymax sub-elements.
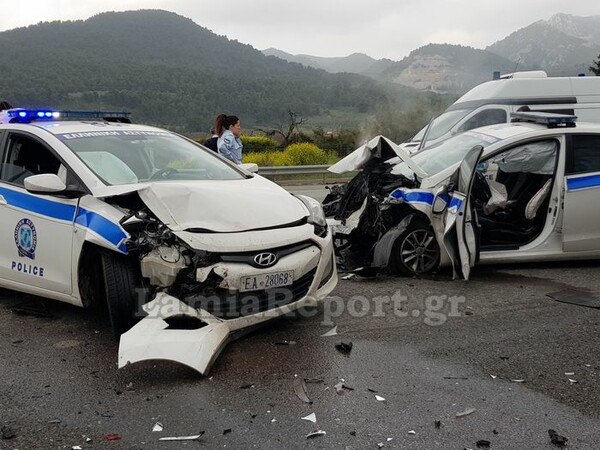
<box><xmin>566</xmin><ymin>135</ymin><xmax>600</xmax><ymax>175</ymax></box>
<box><xmin>0</xmin><ymin>134</ymin><xmax>61</xmax><ymax>186</ymax></box>
<box><xmin>458</xmin><ymin>109</ymin><xmax>507</xmax><ymax>133</ymax></box>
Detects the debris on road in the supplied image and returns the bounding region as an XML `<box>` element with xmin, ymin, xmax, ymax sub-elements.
<box><xmin>408</xmin><ymin>430</ymin><xmax>416</xmax><ymax>435</ymax></box>
<box><xmin>434</xmin><ymin>420</ymin><xmax>443</xmax><ymax>429</ymax></box>
<box><xmin>455</xmin><ymin>407</ymin><xmax>476</xmax><ymax>418</ymax></box>
<box><xmin>293</xmin><ymin>378</ymin><xmax>312</xmax><ymax>403</ymax></box>
<box><xmin>334</xmin><ymin>381</ymin><xmax>354</xmax><ymax>395</ymax></box>
<box><xmin>304</xmin><ymin>378</ymin><xmax>324</xmax><ymax>384</ymax></box>
<box><xmin>476</xmin><ymin>439</ymin><xmax>491</xmax><ymax>448</ymax></box>
<box><xmin>375</xmin><ymin>395</ymin><xmax>386</xmax><ymax>402</ymax></box>
<box><xmin>568</xmin><ymin>378</ymin><xmax>578</xmax><ymax>384</ymax></box>
<box><xmin>274</xmin><ymin>340</ymin><xmax>297</xmax><ymax>346</ymax></box>
<box><xmin>104</xmin><ymin>434</ymin><xmax>122</xmax><ymax>441</ymax></box>
<box><xmin>335</xmin><ymin>341</ymin><xmax>353</xmax><ymax>355</ymax></box>
<box><xmin>341</xmin><ymin>274</ymin><xmax>356</xmax><ymax>280</ymax></box>
<box><xmin>321</xmin><ymin>326</ymin><xmax>338</xmax><ymax>337</ymax></box>
<box><xmin>1</xmin><ymin>425</ymin><xmax>16</xmax><ymax>440</ymax></box>
<box><xmin>548</xmin><ymin>429</ymin><xmax>568</xmax><ymax>447</ymax></box>
<box><xmin>301</xmin><ymin>413</ymin><xmax>317</xmax><ymax>423</ymax></box>
<box><xmin>152</xmin><ymin>422</ymin><xmax>163</xmax><ymax>432</ymax></box>
<box><xmin>306</xmin><ymin>430</ymin><xmax>326</xmax><ymax>439</ymax></box>
<box><xmin>240</xmin><ymin>384</ymin><xmax>255</xmax><ymax>389</ymax></box>
<box><xmin>223</xmin><ymin>429</ymin><xmax>232</xmax><ymax>435</ymax></box>
<box><xmin>511</xmin><ymin>379</ymin><xmax>525</xmax><ymax>383</ymax></box>
<box><xmin>158</xmin><ymin>432</ymin><xmax>205</xmax><ymax>441</ymax></box>
<box><xmin>11</xmin><ymin>301</ymin><xmax>54</xmax><ymax>318</ymax></box>
<box><xmin>71</xmin><ymin>446</ymin><xmax>82</xmax><ymax>450</ymax></box>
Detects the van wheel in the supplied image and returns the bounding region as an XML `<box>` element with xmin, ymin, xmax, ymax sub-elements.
<box><xmin>100</xmin><ymin>252</ymin><xmax>146</xmax><ymax>337</ymax></box>
<box><xmin>389</xmin><ymin>221</ymin><xmax>440</xmax><ymax>275</ymax></box>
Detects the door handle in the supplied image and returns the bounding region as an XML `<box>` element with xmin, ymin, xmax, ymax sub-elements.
<box><xmin>0</xmin><ymin>195</ymin><xmax>6</xmax><ymax>205</ymax></box>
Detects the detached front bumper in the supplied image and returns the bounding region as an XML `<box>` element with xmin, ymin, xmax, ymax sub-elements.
<box><xmin>119</xmin><ymin>230</ymin><xmax>337</xmax><ymax>375</ymax></box>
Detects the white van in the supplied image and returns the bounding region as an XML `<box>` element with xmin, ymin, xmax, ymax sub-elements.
<box><xmin>403</xmin><ymin>71</ymin><xmax>600</xmax><ymax>152</ymax></box>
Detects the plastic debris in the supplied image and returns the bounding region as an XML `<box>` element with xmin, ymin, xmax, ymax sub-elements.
<box><xmin>306</xmin><ymin>430</ymin><xmax>326</xmax><ymax>439</ymax></box>
<box><xmin>511</xmin><ymin>379</ymin><xmax>525</xmax><ymax>383</ymax></box>
<box><xmin>564</xmin><ymin>372</ymin><xmax>575</xmax><ymax>376</ymax></box>
<box><xmin>1</xmin><ymin>426</ymin><xmax>16</xmax><ymax>440</ymax></box>
<box><xmin>152</xmin><ymin>422</ymin><xmax>163</xmax><ymax>432</ymax></box>
<box><xmin>301</xmin><ymin>413</ymin><xmax>317</xmax><ymax>423</ymax></box>
<box><xmin>476</xmin><ymin>440</ymin><xmax>491</xmax><ymax>448</ymax></box>
<box><xmin>240</xmin><ymin>384</ymin><xmax>255</xmax><ymax>389</ymax></box>
<box><xmin>408</xmin><ymin>430</ymin><xmax>416</xmax><ymax>435</ymax></box>
<box><xmin>568</xmin><ymin>378</ymin><xmax>578</xmax><ymax>384</ymax></box>
<box><xmin>158</xmin><ymin>432</ymin><xmax>204</xmax><ymax>441</ymax></box>
<box><xmin>293</xmin><ymin>378</ymin><xmax>312</xmax><ymax>403</ymax></box>
<box><xmin>334</xmin><ymin>382</ymin><xmax>354</xmax><ymax>395</ymax></box>
<box><xmin>335</xmin><ymin>341</ymin><xmax>353</xmax><ymax>355</ymax></box>
<box><xmin>377</xmin><ymin>443</ymin><xmax>385</xmax><ymax>448</ymax></box>
<box><xmin>375</xmin><ymin>395</ymin><xmax>386</xmax><ymax>402</ymax></box>
<box><xmin>71</xmin><ymin>446</ymin><xmax>82</xmax><ymax>450</ymax></box>
<box><xmin>223</xmin><ymin>429</ymin><xmax>232</xmax><ymax>435</ymax></box>
<box><xmin>548</xmin><ymin>429</ymin><xmax>568</xmax><ymax>447</ymax></box>
<box><xmin>341</xmin><ymin>274</ymin><xmax>356</xmax><ymax>280</ymax></box>
<box><xmin>321</xmin><ymin>326</ymin><xmax>338</xmax><ymax>337</ymax></box>
<box><xmin>104</xmin><ymin>434</ymin><xmax>122</xmax><ymax>441</ymax></box>
<box><xmin>490</xmin><ymin>375</ymin><xmax>497</xmax><ymax>379</ymax></box>
<box><xmin>367</xmin><ymin>388</ymin><xmax>378</xmax><ymax>393</ymax></box>
<box><xmin>271</xmin><ymin>418</ymin><xmax>277</xmax><ymax>423</ymax></box>
<box><xmin>456</xmin><ymin>407</ymin><xmax>476</xmax><ymax>418</ymax></box>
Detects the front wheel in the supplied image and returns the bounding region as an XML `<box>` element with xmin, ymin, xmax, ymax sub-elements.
<box><xmin>389</xmin><ymin>221</ymin><xmax>440</xmax><ymax>275</ymax></box>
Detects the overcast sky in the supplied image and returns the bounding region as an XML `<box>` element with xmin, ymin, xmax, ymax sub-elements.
<box><xmin>2</xmin><ymin>1</ymin><xmax>599</xmax><ymax>60</ymax></box>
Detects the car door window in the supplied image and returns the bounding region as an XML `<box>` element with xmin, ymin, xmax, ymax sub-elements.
<box><xmin>566</xmin><ymin>135</ymin><xmax>600</xmax><ymax>174</ymax></box>
<box><xmin>0</xmin><ymin>134</ymin><xmax>61</xmax><ymax>185</ymax></box>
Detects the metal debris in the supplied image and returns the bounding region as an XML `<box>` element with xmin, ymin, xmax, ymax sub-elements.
<box><xmin>158</xmin><ymin>432</ymin><xmax>204</xmax><ymax>441</ymax></box>
<box><xmin>293</xmin><ymin>378</ymin><xmax>312</xmax><ymax>403</ymax></box>
<box><xmin>548</xmin><ymin>429</ymin><xmax>568</xmax><ymax>447</ymax></box>
<box><xmin>334</xmin><ymin>382</ymin><xmax>355</xmax><ymax>395</ymax></box>
<box><xmin>152</xmin><ymin>422</ymin><xmax>163</xmax><ymax>432</ymax></box>
<box><xmin>306</xmin><ymin>430</ymin><xmax>326</xmax><ymax>439</ymax></box>
<box><xmin>455</xmin><ymin>407</ymin><xmax>476</xmax><ymax>418</ymax></box>
<box><xmin>321</xmin><ymin>326</ymin><xmax>338</xmax><ymax>337</ymax></box>
<box><xmin>301</xmin><ymin>413</ymin><xmax>317</xmax><ymax>423</ymax></box>
<box><xmin>375</xmin><ymin>395</ymin><xmax>386</xmax><ymax>402</ymax></box>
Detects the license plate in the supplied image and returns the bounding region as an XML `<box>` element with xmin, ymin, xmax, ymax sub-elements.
<box><xmin>240</xmin><ymin>271</ymin><xmax>294</xmax><ymax>292</ymax></box>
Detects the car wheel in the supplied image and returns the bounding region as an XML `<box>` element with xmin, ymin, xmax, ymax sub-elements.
<box><xmin>100</xmin><ymin>252</ymin><xmax>146</xmax><ymax>337</ymax></box>
<box><xmin>389</xmin><ymin>221</ymin><xmax>440</xmax><ymax>275</ymax></box>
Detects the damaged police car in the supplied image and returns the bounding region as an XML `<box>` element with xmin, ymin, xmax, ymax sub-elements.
<box><xmin>0</xmin><ymin>108</ymin><xmax>337</xmax><ymax>374</ymax></box>
<box><xmin>325</xmin><ymin>112</ymin><xmax>600</xmax><ymax>280</ymax></box>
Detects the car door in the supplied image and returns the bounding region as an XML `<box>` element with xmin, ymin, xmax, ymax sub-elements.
<box><xmin>0</xmin><ymin>131</ymin><xmax>76</xmax><ymax>294</ymax></box>
<box><xmin>441</xmin><ymin>145</ymin><xmax>484</xmax><ymax>280</ymax></box>
<box><xmin>562</xmin><ymin>134</ymin><xmax>600</xmax><ymax>252</ymax></box>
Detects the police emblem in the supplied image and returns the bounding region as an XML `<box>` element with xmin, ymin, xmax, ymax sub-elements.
<box><xmin>14</xmin><ymin>218</ymin><xmax>37</xmax><ymax>260</ymax></box>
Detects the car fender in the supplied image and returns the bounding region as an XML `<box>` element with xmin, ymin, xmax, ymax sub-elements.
<box><xmin>372</xmin><ymin>214</ymin><xmax>422</xmax><ymax>268</ymax></box>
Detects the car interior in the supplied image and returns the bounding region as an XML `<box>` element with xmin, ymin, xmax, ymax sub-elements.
<box><xmin>473</xmin><ymin>139</ymin><xmax>558</xmax><ymax>249</ymax></box>
<box><xmin>0</xmin><ymin>135</ymin><xmax>61</xmax><ymax>185</ymax></box>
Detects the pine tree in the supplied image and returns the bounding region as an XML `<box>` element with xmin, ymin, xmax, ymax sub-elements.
<box><xmin>590</xmin><ymin>54</ymin><xmax>600</xmax><ymax>76</ymax></box>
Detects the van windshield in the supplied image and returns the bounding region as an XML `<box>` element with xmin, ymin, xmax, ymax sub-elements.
<box><xmin>423</xmin><ymin>109</ymin><xmax>472</xmax><ymax>142</ymax></box>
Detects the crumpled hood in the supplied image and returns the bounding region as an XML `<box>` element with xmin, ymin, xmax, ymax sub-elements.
<box><xmin>328</xmin><ymin>135</ymin><xmax>426</xmax><ymax>178</ymax></box>
<box><xmin>137</xmin><ymin>177</ymin><xmax>308</xmax><ymax>232</ymax></box>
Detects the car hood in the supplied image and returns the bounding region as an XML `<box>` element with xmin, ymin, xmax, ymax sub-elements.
<box><xmin>328</xmin><ymin>135</ymin><xmax>427</xmax><ymax>178</ymax></box>
<box><xmin>134</xmin><ymin>177</ymin><xmax>307</xmax><ymax>232</ymax></box>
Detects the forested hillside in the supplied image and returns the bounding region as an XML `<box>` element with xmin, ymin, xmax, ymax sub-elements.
<box><xmin>0</xmin><ymin>10</ymin><xmax>421</xmax><ymax>134</ymax></box>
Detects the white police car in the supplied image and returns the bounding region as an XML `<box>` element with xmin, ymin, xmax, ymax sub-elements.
<box><xmin>325</xmin><ymin>112</ymin><xmax>600</xmax><ymax>279</ymax></box>
<box><xmin>0</xmin><ymin>107</ymin><xmax>337</xmax><ymax>374</ymax></box>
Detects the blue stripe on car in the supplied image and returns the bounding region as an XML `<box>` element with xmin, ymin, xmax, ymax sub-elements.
<box><xmin>0</xmin><ymin>186</ymin><xmax>127</xmax><ymax>253</ymax></box>
<box><xmin>390</xmin><ymin>189</ymin><xmax>435</xmax><ymax>205</ymax></box>
<box><xmin>566</xmin><ymin>174</ymin><xmax>600</xmax><ymax>191</ymax></box>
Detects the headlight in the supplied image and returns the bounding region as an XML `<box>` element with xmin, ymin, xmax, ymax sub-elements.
<box><xmin>296</xmin><ymin>194</ymin><xmax>328</xmax><ymax>237</ymax></box>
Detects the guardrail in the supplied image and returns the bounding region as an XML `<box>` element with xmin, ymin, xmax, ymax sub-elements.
<box><xmin>256</xmin><ymin>164</ymin><xmax>349</xmax><ymax>184</ymax></box>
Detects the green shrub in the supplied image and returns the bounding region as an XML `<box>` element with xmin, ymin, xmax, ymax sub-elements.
<box><xmin>241</xmin><ymin>135</ymin><xmax>279</xmax><ymax>152</ymax></box>
<box><xmin>284</xmin><ymin>142</ymin><xmax>328</xmax><ymax>165</ymax></box>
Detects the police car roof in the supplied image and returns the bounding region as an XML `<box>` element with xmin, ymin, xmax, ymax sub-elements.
<box><xmin>24</xmin><ymin>120</ymin><xmax>167</xmax><ymax>135</ymax></box>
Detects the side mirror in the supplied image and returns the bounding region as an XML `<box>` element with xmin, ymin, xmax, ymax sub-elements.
<box><xmin>432</xmin><ymin>186</ymin><xmax>449</xmax><ymax>214</ymax></box>
<box><xmin>24</xmin><ymin>173</ymin><xmax>66</xmax><ymax>193</ymax></box>
<box><xmin>240</xmin><ymin>163</ymin><xmax>258</xmax><ymax>173</ymax></box>
<box><xmin>24</xmin><ymin>173</ymin><xmax>86</xmax><ymax>198</ymax></box>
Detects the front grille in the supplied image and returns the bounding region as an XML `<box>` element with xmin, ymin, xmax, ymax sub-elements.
<box><xmin>218</xmin><ymin>241</ymin><xmax>316</xmax><ymax>268</ymax></box>
<box><xmin>188</xmin><ymin>269</ymin><xmax>316</xmax><ymax>319</ymax></box>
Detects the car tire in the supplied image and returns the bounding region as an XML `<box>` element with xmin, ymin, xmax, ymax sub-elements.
<box><xmin>389</xmin><ymin>220</ymin><xmax>440</xmax><ymax>276</ymax></box>
<box><xmin>100</xmin><ymin>252</ymin><xmax>145</xmax><ymax>337</ymax></box>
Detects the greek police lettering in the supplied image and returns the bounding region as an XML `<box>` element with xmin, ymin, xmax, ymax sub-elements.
<box><xmin>59</xmin><ymin>131</ymin><xmax>121</xmax><ymax>140</ymax></box>
<box><xmin>14</xmin><ymin>218</ymin><xmax>37</xmax><ymax>260</ymax></box>
<box><xmin>11</xmin><ymin>261</ymin><xmax>44</xmax><ymax>277</ymax></box>
<box><xmin>121</xmin><ymin>130</ymin><xmax>171</xmax><ymax>137</ymax></box>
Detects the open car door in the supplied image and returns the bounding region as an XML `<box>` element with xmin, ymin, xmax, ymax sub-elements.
<box><xmin>441</xmin><ymin>145</ymin><xmax>484</xmax><ymax>280</ymax></box>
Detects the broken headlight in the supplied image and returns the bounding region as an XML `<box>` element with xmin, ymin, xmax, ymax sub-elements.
<box><xmin>296</xmin><ymin>194</ymin><xmax>328</xmax><ymax>238</ymax></box>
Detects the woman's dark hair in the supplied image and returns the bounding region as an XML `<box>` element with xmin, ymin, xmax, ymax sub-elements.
<box><xmin>215</xmin><ymin>114</ymin><xmax>239</xmax><ymax>136</ymax></box>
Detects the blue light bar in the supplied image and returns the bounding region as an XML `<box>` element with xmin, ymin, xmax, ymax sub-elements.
<box><xmin>0</xmin><ymin>108</ymin><xmax>131</xmax><ymax>124</ymax></box>
<box><xmin>510</xmin><ymin>111</ymin><xmax>577</xmax><ymax>128</ymax></box>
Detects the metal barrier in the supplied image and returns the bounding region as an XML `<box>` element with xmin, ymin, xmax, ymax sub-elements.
<box><xmin>257</xmin><ymin>165</ymin><xmax>344</xmax><ymax>184</ymax></box>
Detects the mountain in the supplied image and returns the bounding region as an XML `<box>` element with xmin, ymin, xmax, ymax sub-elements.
<box><xmin>486</xmin><ymin>14</ymin><xmax>600</xmax><ymax>76</ymax></box>
<box><xmin>0</xmin><ymin>10</ymin><xmax>399</xmax><ymax>132</ymax></box>
<box><xmin>262</xmin><ymin>48</ymin><xmax>394</xmax><ymax>77</ymax></box>
<box><xmin>265</xmin><ymin>13</ymin><xmax>600</xmax><ymax>94</ymax></box>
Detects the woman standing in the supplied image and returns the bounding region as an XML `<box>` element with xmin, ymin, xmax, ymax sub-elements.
<box><xmin>215</xmin><ymin>114</ymin><xmax>243</xmax><ymax>164</ymax></box>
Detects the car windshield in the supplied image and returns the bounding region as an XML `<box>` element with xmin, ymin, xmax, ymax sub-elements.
<box><xmin>393</xmin><ymin>131</ymin><xmax>500</xmax><ymax>177</ymax></box>
<box><xmin>57</xmin><ymin>129</ymin><xmax>245</xmax><ymax>185</ymax></box>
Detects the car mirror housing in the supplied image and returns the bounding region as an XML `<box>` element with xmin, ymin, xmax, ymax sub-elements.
<box><xmin>24</xmin><ymin>173</ymin><xmax>85</xmax><ymax>198</ymax></box>
<box><xmin>240</xmin><ymin>163</ymin><xmax>258</xmax><ymax>173</ymax></box>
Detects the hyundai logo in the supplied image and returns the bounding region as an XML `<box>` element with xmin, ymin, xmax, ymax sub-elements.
<box><xmin>253</xmin><ymin>252</ymin><xmax>277</xmax><ymax>267</ymax></box>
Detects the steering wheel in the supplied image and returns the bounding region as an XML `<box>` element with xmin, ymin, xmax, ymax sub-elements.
<box><xmin>149</xmin><ymin>167</ymin><xmax>178</xmax><ymax>180</ymax></box>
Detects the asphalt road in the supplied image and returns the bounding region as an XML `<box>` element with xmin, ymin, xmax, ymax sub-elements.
<box><xmin>1</xmin><ymin>259</ymin><xmax>600</xmax><ymax>449</ymax></box>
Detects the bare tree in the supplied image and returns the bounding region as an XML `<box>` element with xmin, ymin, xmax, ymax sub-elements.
<box><xmin>258</xmin><ymin>110</ymin><xmax>307</xmax><ymax>147</ymax></box>
<box><xmin>590</xmin><ymin>54</ymin><xmax>600</xmax><ymax>76</ymax></box>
